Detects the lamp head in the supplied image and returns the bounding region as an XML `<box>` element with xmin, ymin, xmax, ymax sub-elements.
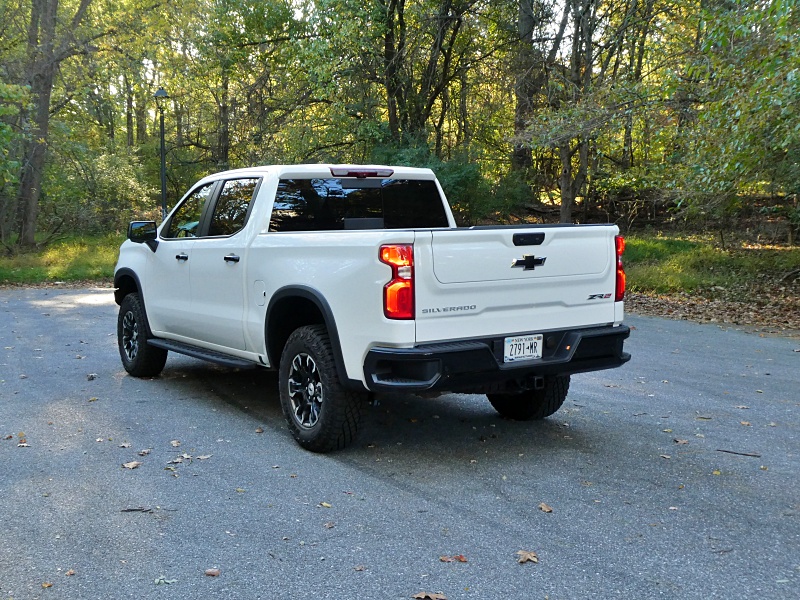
<box><xmin>154</xmin><ymin>87</ymin><xmax>169</xmax><ymax>110</ymax></box>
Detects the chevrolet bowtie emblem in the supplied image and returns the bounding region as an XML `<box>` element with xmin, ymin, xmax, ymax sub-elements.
<box><xmin>511</xmin><ymin>255</ymin><xmax>547</xmax><ymax>270</ymax></box>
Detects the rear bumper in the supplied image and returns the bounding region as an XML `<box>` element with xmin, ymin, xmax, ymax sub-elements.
<box><xmin>363</xmin><ymin>324</ymin><xmax>630</xmax><ymax>393</ymax></box>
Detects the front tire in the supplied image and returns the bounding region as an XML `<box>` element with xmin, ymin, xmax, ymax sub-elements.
<box><xmin>279</xmin><ymin>325</ymin><xmax>365</xmax><ymax>452</ymax></box>
<box><xmin>487</xmin><ymin>375</ymin><xmax>570</xmax><ymax>420</ymax></box>
<box><xmin>117</xmin><ymin>293</ymin><xmax>168</xmax><ymax>377</ymax></box>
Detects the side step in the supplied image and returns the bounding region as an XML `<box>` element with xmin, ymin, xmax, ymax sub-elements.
<box><xmin>148</xmin><ymin>339</ymin><xmax>257</xmax><ymax>370</ymax></box>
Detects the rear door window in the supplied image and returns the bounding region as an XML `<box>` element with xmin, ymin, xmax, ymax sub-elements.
<box><xmin>207</xmin><ymin>178</ymin><xmax>260</xmax><ymax>236</ymax></box>
<box><xmin>269</xmin><ymin>178</ymin><xmax>449</xmax><ymax>232</ymax></box>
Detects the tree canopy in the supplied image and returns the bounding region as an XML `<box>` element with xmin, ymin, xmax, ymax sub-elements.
<box><xmin>1</xmin><ymin>0</ymin><xmax>797</xmax><ymax>246</ymax></box>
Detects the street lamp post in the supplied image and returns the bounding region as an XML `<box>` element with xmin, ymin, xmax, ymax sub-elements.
<box><xmin>154</xmin><ymin>87</ymin><xmax>169</xmax><ymax>219</ymax></box>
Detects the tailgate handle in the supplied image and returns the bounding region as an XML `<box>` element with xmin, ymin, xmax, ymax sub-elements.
<box><xmin>513</xmin><ymin>232</ymin><xmax>545</xmax><ymax>246</ymax></box>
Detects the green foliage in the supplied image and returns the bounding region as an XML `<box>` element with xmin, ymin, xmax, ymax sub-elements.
<box><xmin>0</xmin><ymin>233</ymin><xmax>123</xmax><ymax>283</ymax></box>
<box><xmin>1</xmin><ymin>0</ymin><xmax>799</xmax><ymax>243</ymax></box>
<box><xmin>0</xmin><ymin>79</ymin><xmax>27</xmax><ymax>186</ymax></box>
<box><xmin>370</xmin><ymin>143</ymin><xmax>494</xmax><ymax>225</ymax></box>
<box><xmin>41</xmin><ymin>136</ymin><xmax>157</xmax><ymax>234</ymax></box>
<box><xmin>667</xmin><ymin>0</ymin><xmax>800</xmax><ymax>216</ymax></box>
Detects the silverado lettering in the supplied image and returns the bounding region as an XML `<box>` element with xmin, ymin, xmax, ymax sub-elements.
<box><xmin>421</xmin><ymin>305</ymin><xmax>477</xmax><ymax>314</ymax></box>
<box><xmin>114</xmin><ymin>164</ymin><xmax>630</xmax><ymax>453</ymax></box>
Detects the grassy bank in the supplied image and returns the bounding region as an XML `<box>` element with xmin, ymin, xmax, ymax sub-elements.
<box><xmin>0</xmin><ymin>234</ymin><xmax>123</xmax><ymax>284</ymax></box>
<box><xmin>2</xmin><ymin>232</ymin><xmax>798</xmax><ymax>293</ymax></box>
<box><xmin>625</xmin><ymin>234</ymin><xmax>800</xmax><ymax>294</ymax></box>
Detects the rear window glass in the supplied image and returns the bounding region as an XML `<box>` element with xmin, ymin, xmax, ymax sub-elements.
<box><xmin>269</xmin><ymin>178</ymin><xmax>449</xmax><ymax>232</ymax></box>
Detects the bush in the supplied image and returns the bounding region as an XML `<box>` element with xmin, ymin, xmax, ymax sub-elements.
<box><xmin>40</xmin><ymin>144</ymin><xmax>157</xmax><ymax>236</ymax></box>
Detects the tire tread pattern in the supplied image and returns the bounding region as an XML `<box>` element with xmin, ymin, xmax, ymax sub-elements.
<box><xmin>487</xmin><ymin>375</ymin><xmax>570</xmax><ymax>420</ymax></box>
<box><xmin>117</xmin><ymin>293</ymin><xmax>168</xmax><ymax>378</ymax></box>
<box><xmin>279</xmin><ymin>325</ymin><xmax>365</xmax><ymax>452</ymax></box>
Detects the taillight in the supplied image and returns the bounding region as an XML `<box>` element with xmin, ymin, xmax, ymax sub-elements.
<box><xmin>380</xmin><ymin>244</ymin><xmax>414</xmax><ymax>319</ymax></box>
<box><xmin>615</xmin><ymin>235</ymin><xmax>626</xmax><ymax>302</ymax></box>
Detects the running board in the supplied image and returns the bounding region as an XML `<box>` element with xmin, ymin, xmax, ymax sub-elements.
<box><xmin>148</xmin><ymin>339</ymin><xmax>257</xmax><ymax>370</ymax></box>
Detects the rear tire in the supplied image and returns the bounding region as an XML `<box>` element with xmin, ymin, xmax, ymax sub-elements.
<box><xmin>117</xmin><ymin>293</ymin><xmax>168</xmax><ymax>377</ymax></box>
<box><xmin>279</xmin><ymin>325</ymin><xmax>365</xmax><ymax>452</ymax></box>
<box><xmin>487</xmin><ymin>375</ymin><xmax>570</xmax><ymax>420</ymax></box>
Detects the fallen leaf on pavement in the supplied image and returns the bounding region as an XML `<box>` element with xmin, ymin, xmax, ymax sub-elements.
<box><xmin>324</xmin><ymin>522</ymin><xmax>335</xmax><ymax>529</ymax></box>
<box><xmin>319</xmin><ymin>502</ymin><xmax>332</xmax><ymax>508</ymax></box>
<box><xmin>740</xmin><ymin>421</ymin><xmax>751</xmax><ymax>426</ymax></box>
<box><xmin>255</xmin><ymin>427</ymin><xmax>264</xmax><ymax>434</ymax></box>
<box><xmin>354</xmin><ymin>565</ymin><xmax>366</xmax><ymax>571</ymax></box>
<box><xmin>139</xmin><ymin>449</ymin><xmax>151</xmax><ymax>456</ymax></box>
<box><xmin>65</xmin><ymin>569</ymin><xmax>75</xmax><ymax>576</ymax></box>
<box><xmin>439</xmin><ymin>555</ymin><xmax>467</xmax><ymax>563</ymax></box>
<box><xmin>122</xmin><ymin>461</ymin><xmax>142</xmax><ymax>469</ymax></box>
<box><xmin>170</xmin><ymin>440</ymin><xmax>181</xmax><ymax>447</ymax></box>
<box><xmin>119</xmin><ymin>442</ymin><xmax>131</xmax><ymax>448</ymax></box>
<box><xmin>197</xmin><ymin>455</ymin><xmax>212</xmax><ymax>460</ymax></box>
<box><xmin>674</xmin><ymin>439</ymin><xmax>689</xmax><ymax>445</ymax></box>
<box><xmin>538</xmin><ymin>502</ymin><xmax>553</xmax><ymax>513</ymax></box>
<box><xmin>412</xmin><ymin>593</ymin><xmax>447</xmax><ymax>600</ymax></box>
<box><xmin>204</xmin><ymin>568</ymin><xmax>221</xmax><ymax>577</ymax></box>
<box><xmin>516</xmin><ymin>550</ymin><xmax>539</xmax><ymax>564</ymax></box>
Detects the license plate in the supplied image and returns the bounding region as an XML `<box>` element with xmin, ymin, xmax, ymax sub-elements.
<box><xmin>504</xmin><ymin>334</ymin><xmax>543</xmax><ymax>363</ymax></box>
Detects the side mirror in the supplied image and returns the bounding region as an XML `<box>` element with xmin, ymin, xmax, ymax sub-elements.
<box><xmin>127</xmin><ymin>221</ymin><xmax>159</xmax><ymax>252</ymax></box>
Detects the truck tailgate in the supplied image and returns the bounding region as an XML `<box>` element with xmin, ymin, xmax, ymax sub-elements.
<box><xmin>414</xmin><ymin>225</ymin><xmax>621</xmax><ymax>343</ymax></box>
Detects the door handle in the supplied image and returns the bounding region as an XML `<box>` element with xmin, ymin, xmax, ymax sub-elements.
<box><xmin>175</xmin><ymin>253</ymin><xmax>189</xmax><ymax>261</ymax></box>
<box><xmin>224</xmin><ymin>254</ymin><xmax>240</xmax><ymax>263</ymax></box>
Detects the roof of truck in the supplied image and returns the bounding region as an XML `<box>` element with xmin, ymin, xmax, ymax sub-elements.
<box><xmin>195</xmin><ymin>164</ymin><xmax>437</xmax><ymax>183</ymax></box>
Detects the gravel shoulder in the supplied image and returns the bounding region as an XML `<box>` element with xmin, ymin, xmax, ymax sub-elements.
<box><xmin>626</xmin><ymin>291</ymin><xmax>800</xmax><ymax>339</ymax></box>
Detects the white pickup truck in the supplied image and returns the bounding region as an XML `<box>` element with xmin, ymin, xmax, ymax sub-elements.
<box><xmin>114</xmin><ymin>164</ymin><xmax>630</xmax><ymax>451</ymax></box>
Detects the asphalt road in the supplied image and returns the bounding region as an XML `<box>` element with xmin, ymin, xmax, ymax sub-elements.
<box><xmin>1</xmin><ymin>287</ymin><xmax>798</xmax><ymax>600</ymax></box>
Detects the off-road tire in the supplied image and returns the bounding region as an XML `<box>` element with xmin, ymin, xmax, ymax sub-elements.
<box><xmin>487</xmin><ymin>375</ymin><xmax>570</xmax><ymax>420</ymax></box>
<box><xmin>117</xmin><ymin>293</ymin><xmax>168</xmax><ymax>377</ymax></box>
<box><xmin>279</xmin><ymin>325</ymin><xmax>365</xmax><ymax>452</ymax></box>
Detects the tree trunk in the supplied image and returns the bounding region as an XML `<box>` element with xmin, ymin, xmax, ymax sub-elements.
<box><xmin>16</xmin><ymin>0</ymin><xmax>59</xmax><ymax>247</ymax></box>
<box><xmin>11</xmin><ymin>0</ymin><xmax>96</xmax><ymax>246</ymax></box>
<box><xmin>559</xmin><ymin>139</ymin><xmax>588</xmax><ymax>223</ymax></box>
<box><xmin>383</xmin><ymin>0</ymin><xmax>405</xmax><ymax>142</ymax></box>
<box><xmin>559</xmin><ymin>145</ymin><xmax>575</xmax><ymax>223</ymax></box>
<box><xmin>511</xmin><ymin>0</ymin><xmax>537</xmax><ymax>170</ymax></box>
<box><xmin>135</xmin><ymin>89</ymin><xmax>148</xmax><ymax>144</ymax></box>
<box><xmin>125</xmin><ymin>75</ymin><xmax>134</xmax><ymax>147</ymax></box>
<box><xmin>217</xmin><ymin>68</ymin><xmax>230</xmax><ymax>170</ymax></box>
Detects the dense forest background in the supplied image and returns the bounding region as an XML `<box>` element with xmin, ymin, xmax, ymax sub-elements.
<box><xmin>1</xmin><ymin>0</ymin><xmax>798</xmax><ymax>249</ymax></box>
